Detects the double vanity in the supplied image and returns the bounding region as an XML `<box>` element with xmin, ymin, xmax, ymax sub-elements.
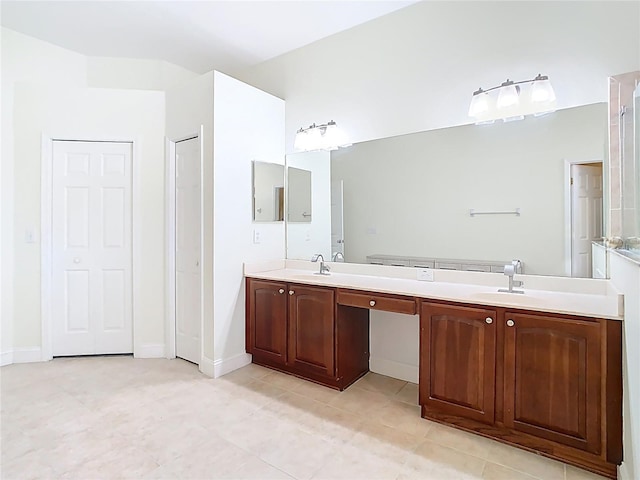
<box><xmin>245</xmin><ymin>260</ymin><xmax>623</xmax><ymax>479</ymax></box>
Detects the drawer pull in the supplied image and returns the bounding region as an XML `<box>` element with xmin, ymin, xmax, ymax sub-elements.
<box><xmin>485</xmin><ymin>317</ymin><xmax>493</xmax><ymax>324</ymax></box>
<box><xmin>369</xmin><ymin>300</ymin><xmax>376</xmax><ymax>307</ymax></box>
<box><xmin>507</xmin><ymin>319</ymin><xmax>515</xmax><ymax>327</ymax></box>
<box><xmin>278</xmin><ymin>289</ymin><xmax>285</xmax><ymax>294</ymax></box>
<box><xmin>289</xmin><ymin>290</ymin><xmax>295</xmax><ymax>296</ymax></box>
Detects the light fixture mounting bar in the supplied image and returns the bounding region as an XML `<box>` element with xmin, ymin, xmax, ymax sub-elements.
<box><xmin>472</xmin><ymin>74</ymin><xmax>549</xmax><ymax>96</ymax></box>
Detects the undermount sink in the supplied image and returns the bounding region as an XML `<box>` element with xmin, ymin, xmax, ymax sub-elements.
<box><xmin>469</xmin><ymin>291</ymin><xmax>542</xmax><ymax>306</ymax></box>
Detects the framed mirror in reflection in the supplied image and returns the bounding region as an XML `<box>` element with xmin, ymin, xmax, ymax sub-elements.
<box><xmin>286</xmin><ymin>103</ymin><xmax>610</xmax><ymax>278</ymax></box>
<box><xmin>252</xmin><ymin>161</ymin><xmax>284</xmax><ymax>222</ymax></box>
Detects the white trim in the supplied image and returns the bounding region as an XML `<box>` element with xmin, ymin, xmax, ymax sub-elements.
<box><xmin>619</xmin><ymin>462</ymin><xmax>632</xmax><ymax>480</ymax></box>
<box><xmin>41</xmin><ymin>135</ymin><xmax>54</xmax><ymax>361</ymax></box>
<box><xmin>165</xmin><ymin>137</ymin><xmax>177</xmax><ymax>359</ymax></box>
<box><xmin>199</xmin><ymin>356</ymin><xmax>216</xmax><ymax>377</ymax></box>
<box><xmin>563</xmin><ymin>158</ymin><xmax>604</xmax><ymax>277</ymax></box>
<box><xmin>369</xmin><ymin>356</ymin><xmax>418</xmax><ymax>384</ymax></box>
<box><xmin>165</xmin><ymin>129</ymin><xmax>205</xmax><ymax>368</ymax></box>
<box><xmin>134</xmin><ymin>344</ymin><xmax>166</xmax><ymax>359</ymax></box>
<box><xmin>1</xmin><ymin>351</ymin><xmax>13</xmax><ymax>366</ymax></box>
<box><xmin>41</xmin><ymin>135</ymin><xmax>137</xmax><ymax>359</ymax></box>
<box><xmin>8</xmin><ymin>347</ymin><xmax>42</xmax><ymax>363</ymax></box>
<box><xmin>212</xmin><ymin>353</ymin><xmax>252</xmax><ymax>378</ymax></box>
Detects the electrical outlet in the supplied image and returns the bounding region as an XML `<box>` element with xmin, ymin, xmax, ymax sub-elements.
<box><xmin>417</xmin><ymin>268</ymin><xmax>434</xmax><ymax>281</ymax></box>
<box><xmin>253</xmin><ymin>229</ymin><xmax>261</xmax><ymax>244</ymax></box>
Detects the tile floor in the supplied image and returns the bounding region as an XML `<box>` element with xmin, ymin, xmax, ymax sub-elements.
<box><xmin>1</xmin><ymin>357</ymin><xmax>608</xmax><ymax>480</ymax></box>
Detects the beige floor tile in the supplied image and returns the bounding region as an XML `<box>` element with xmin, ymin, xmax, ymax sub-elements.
<box><xmin>394</xmin><ymin>382</ymin><xmax>419</xmax><ymax>405</ymax></box>
<box><xmin>290</xmin><ymin>379</ymin><xmax>342</xmax><ymax>404</ymax></box>
<box><xmin>353</xmin><ymin>372</ymin><xmax>407</xmax><ymax>396</ymax></box>
<box><xmin>261</xmin><ymin>370</ymin><xmax>309</xmax><ymax>391</ymax></box>
<box><xmin>328</xmin><ymin>384</ymin><xmax>391</xmax><ymax>416</ymax></box>
<box><xmin>486</xmin><ymin>442</ymin><xmax>565</xmax><ymax>480</ymax></box>
<box><xmin>348</xmin><ymin>421</ymin><xmax>425</xmax><ymax>463</ymax></box>
<box><xmin>565</xmin><ymin>465</ymin><xmax>610</xmax><ymax>480</ymax></box>
<box><xmin>259</xmin><ymin>428</ymin><xmax>337</xmax><ymax>480</ymax></box>
<box><xmin>406</xmin><ymin>439</ymin><xmax>486</xmax><ymax>478</ymax></box>
<box><xmin>373</xmin><ymin>400</ymin><xmax>433</xmax><ymax>437</ymax></box>
<box><xmin>312</xmin><ymin>444</ymin><xmax>403</xmax><ymax>480</ymax></box>
<box><xmin>296</xmin><ymin>402</ymin><xmax>365</xmax><ymax>445</ymax></box>
<box><xmin>0</xmin><ymin>358</ymin><xmax>591</xmax><ymax>480</ymax></box>
<box><xmin>425</xmin><ymin>422</ymin><xmax>496</xmax><ymax>459</ymax></box>
<box><xmin>482</xmin><ymin>462</ymin><xmax>539</xmax><ymax>480</ymax></box>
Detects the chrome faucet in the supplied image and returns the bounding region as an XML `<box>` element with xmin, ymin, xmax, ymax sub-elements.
<box><xmin>311</xmin><ymin>253</ymin><xmax>330</xmax><ymax>275</ymax></box>
<box><xmin>332</xmin><ymin>252</ymin><xmax>345</xmax><ymax>262</ymax></box>
<box><xmin>498</xmin><ymin>260</ymin><xmax>524</xmax><ymax>294</ymax></box>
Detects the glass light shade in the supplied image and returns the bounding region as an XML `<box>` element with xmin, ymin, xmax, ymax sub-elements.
<box><xmin>293</xmin><ymin>130</ymin><xmax>306</xmax><ymax>151</ymax></box>
<box><xmin>468</xmin><ymin>92</ymin><xmax>489</xmax><ymax>117</ymax></box>
<box><xmin>530</xmin><ymin>79</ymin><xmax>556</xmax><ymax>103</ymax></box>
<box><xmin>496</xmin><ymin>84</ymin><xmax>520</xmax><ymax>108</ymax></box>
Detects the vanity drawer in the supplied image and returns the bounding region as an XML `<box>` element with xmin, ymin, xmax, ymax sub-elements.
<box><xmin>337</xmin><ymin>289</ymin><xmax>417</xmax><ymax>315</ymax></box>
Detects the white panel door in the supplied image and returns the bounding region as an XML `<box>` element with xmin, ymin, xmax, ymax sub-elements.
<box><xmin>331</xmin><ymin>180</ymin><xmax>344</xmax><ymax>259</ymax></box>
<box><xmin>175</xmin><ymin>137</ymin><xmax>201</xmax><ymax>364</ymax></box>
<box><xmin>52</xmin><ymin>141</ymin><xmax>132</xmax><ymax>355</ymax></box>
<box><xmin>571</xmin><ymin>163</ymin><xmax>603</xmax><ymax>278</ymax></box>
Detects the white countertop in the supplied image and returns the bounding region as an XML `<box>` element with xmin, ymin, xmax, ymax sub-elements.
<box><xmin>245</xmin><ymin>262</ymin><xmax>623</xmax><ymax>320</ymax></box>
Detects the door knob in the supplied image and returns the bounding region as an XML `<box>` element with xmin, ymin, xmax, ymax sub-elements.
<box><xmin>73</xmin><ymin>257</ymin><xmax>81</xmax><ymax>264</ymax></box>
<box><xmin>485</xmin><ymin>317</ymin><xmax>493</xmax><ymax>324</ymax></box>
<box><xmin>278</xmin><ymin>289</ymin><xmax>285</xmax><ymax>294</ymax></box>
<box><xmin>289</xmin><ymin>290</ymin><xmax>294</xmax><ymax>295</ymax></box>
<box><xmin>507</xmin><ymin>319</ymin><xmax>515</xmax><ymax>327</ymax></box>
<box><xmin>369</xmin><ymin>300</ymin><xmax>376</xmax><ymax>307</ymax></box>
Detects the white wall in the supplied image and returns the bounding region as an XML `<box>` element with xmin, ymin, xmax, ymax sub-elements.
<box><xmin>12</xmin><ymin>84</ymin><xmax>166</xmax><ymax>355</ymax></box>
<box><xmin>1</xmin><ymin>27</ymin><xmax>197</xmax><ymax>362</ymax></box>
<box><xmin>212</xmin><ymin>71</ymin><xmax>285</xmax><ymax>373</ymax></box>
<box><xmin>331</xmin><ymin>103</ymin><xmax>607</xmax><ymax>276</ymax></box>
<box><xmin>165</xmin><ymin>71</ymin><xmax>215</xmax><ymax>362</ymax></box>
<box><xmin>87</xmin><ymin>56</ymin><xmax>197</xmax><ymax>91</ymax></box>
<box><xmin>239</xmin><ymin>1</ymin><xmax>640</xmax><ymax>152</ymax></box>
<box><xmin>609</xmin><ymin>253</ymin><xmax>640</xmax><ymax>480</ymax></box>
<box><xmin>286</xmin><ymin>151</ymin><xmax>332</xmax><ymax>261</ymax></box>
<box><xmin>1</xmin><ymin>28</ymin><xmax>88</xmax><ymax>361</ymax></box>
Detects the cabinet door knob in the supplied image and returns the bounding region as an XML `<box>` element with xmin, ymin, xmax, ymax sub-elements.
<box><xmin>369</xmin><ymin>300</ymin><xmax>376</xmax><ymax>307</ymax></box>
<box><xmin>289</xmin><ymin>290</ymin><xmax>294</xmax><ymax>295</ymax></box>
<box><xmin>485</xmin><ymin>317</ymin><xmax>493</xmax><ymax>324</ymax></box>
<box><xmin>507</xmin><ymin>319</ymin><xmax>515</xmax><ymax>327</ymax></box>
<box><xmin>278</xmin><ymin>289</ymin><xmax>285</xmax><ymax>294</ymax></box>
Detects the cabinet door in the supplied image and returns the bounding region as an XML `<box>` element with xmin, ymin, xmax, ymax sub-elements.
<box><xmin>247</xmin><ymin>280</ymin><xmax>288</xmax><ymax>365</ymax></box>
<box><xmin>288</xmin><ymin>285</ymin><xmax>335</xmax><ymax>378</ymax></box>
<box><xmin>503</xmin><ymin>312</ymin><xmax>601</xmax><ymax>454</ymax></box>
<box><xmin>420</xmin><ymin>302</ymin><xmax>496</xmax><ymax>424</ymax></box>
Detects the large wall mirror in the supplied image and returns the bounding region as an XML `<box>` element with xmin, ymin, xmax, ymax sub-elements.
<box><xmin>286</xmin><ymin>103</ymin><xmax>611</xmax><ymax>278</ymax></box>
<box><xmin>252</xmin><ymin>161</ymin><xmax>284</xmax><ymax>222</ymax></box>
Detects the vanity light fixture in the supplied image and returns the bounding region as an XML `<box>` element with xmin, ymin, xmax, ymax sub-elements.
<box><xmin>468</xmin><ymin>74</ymin><xmax>556</xmax><ymax>124</ymax></box>
<box><xmin>294</xmin><ymin>120</ymin><xmax>351</xmax><ymax>152</ymax></box>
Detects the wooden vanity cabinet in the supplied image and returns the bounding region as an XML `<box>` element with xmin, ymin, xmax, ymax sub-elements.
<box><xmin>246</xmin><ymin>278</ymin><xmax>369</xmax><ymax>390</ymax></box>
<box><xmin>419</xmin><ymin>302</ymin><xmax>497</xmax><ymax>425</ymax></box>
<box><xmin>246</xmin><ymin>279</ymin><xmax>288</xmax><ymax>366</ymax></box>
<box><xmin>418</xmin><ymin>300</ymin><xmax>622</xmax><ymax>479</ymax></box>
<box><xmin>503</xmin><ymin>311</ymin><xmax>602</xmax><ymax>455</ymax></box>
<box><xmin>287</xmin><ymin>285</ymin><xmax>335</xmax><ymax>378</ymax></box>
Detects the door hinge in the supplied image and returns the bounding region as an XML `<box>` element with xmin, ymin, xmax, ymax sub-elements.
<box><xmin>570</xmin><ymin>177</ymin><xmax>574</xmax><ymax>185</ymax></box>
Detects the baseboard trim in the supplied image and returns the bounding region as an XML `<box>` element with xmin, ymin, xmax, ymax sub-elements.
<box><xmin>213</xmin><ymin>352</ymin><xmax>252</xmax><ymax>378</ymax></box>
<box><xmin>1</xmin><ymin>350</ymin><xmax>13</xmax><ymax>366</ymax></box>
<box><xmin>199</xmin><ymin>356</ymin><xmax>216</xmax><ymax>378</ymax></box>
<box><xmin>134</xmin><ymin>344</ymin><xmax>165</xmax><ymax>359</ymax></box>
<box><xmin>619</xmin><ymin>461</ymin><xmax>634</xmax><ymax>480</ymax></box>
<box><xmin>369</xmin><ymin>356</ymin><xmax>418</xmax><ymax>383</ymax></box>
<box><xmin>2</xmin><ymin>347</ymin><xmax>44</xmax><ymax>365</ymax></box>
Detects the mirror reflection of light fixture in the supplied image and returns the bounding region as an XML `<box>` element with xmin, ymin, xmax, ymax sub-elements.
<box><xmin>469</xmin><ymin>74</ymin><xmax>556</xmax><ymax>124</ymax></box>
<box><xmin>294</xmin><ymin>120</ymin><xmax>351</xmax><ymax>152</ymax></box>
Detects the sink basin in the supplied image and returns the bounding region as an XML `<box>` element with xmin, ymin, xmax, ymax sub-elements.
<box><xmin>469</xmin><ymin>291</ymin><xmax>542</xmax><ymax>307</ymax></box>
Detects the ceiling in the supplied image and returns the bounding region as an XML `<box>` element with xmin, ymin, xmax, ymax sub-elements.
<box><xmin>1</xmin><ymin>0</ymin><xmax>417</xmax><ymax>73</ymax></box>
